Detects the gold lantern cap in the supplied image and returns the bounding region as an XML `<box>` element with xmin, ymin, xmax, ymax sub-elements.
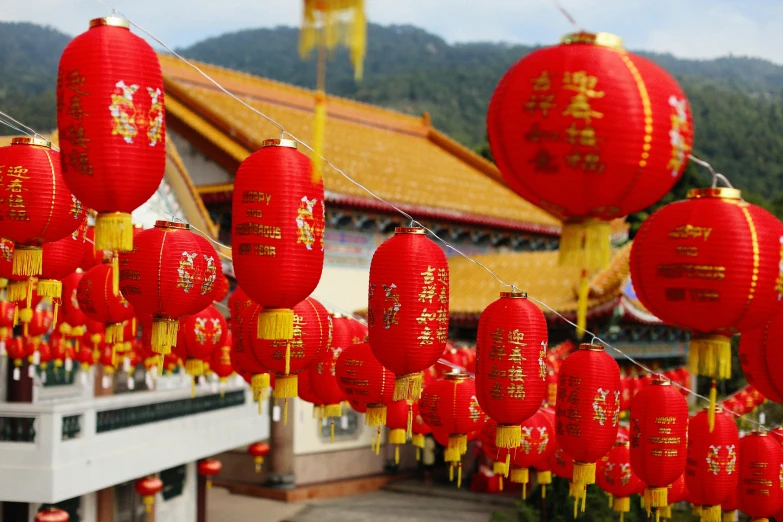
<box><xmin>687</xmin><ymin>187</ymin><xmax>742</xmax><ymax>201</ymax></box>
<box><xmin>500</xmin><ymin>291</ymin><xmax>528</xmax><ymax>298</ymax></box>
<box><xmin>561</xmin><ymin>32</ymin><xmax>624</xmax><ymax>51</ymax></box>
<box><xmin>155</xmin><ymin>221</ymin><xmax>190</xmax><ymax>231</ymax></box>
<box><xmin>90</xmin><ymin>17</ymin><xmax>130</xmax><ymax>29</ymax></box>
<box><xmin>11</xmin><ymin>137</ymin><xmax>52</xmax><ymax>149</ymax></box>
<box><xmin>394</xmin><ymin>227</ymin><xmax>426</xmax><ymax>235</ymax></box>
<box><xmin>261</xmin><ymin>138</ymin><xmax>297</xmax><ymax>149</ymax></box>
<box><xmin>444</xmin><ymin>370</ymin><xmax>469</xmax><ymax>381</ymax></box>
<box><xmin>579</xmin><ymin>342</ymin><xmax>605</xmax><ymax>352</ymax></box>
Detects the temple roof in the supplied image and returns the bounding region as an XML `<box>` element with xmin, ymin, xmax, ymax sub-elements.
<box><xmin>159</xmin><ymin>54</ymin><xmax>562</xmax><ymax>234</ymax></box>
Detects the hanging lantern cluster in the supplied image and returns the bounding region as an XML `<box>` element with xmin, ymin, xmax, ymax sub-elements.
<box><xmin>509</xmin><ymin>409</ymin><xmax>556</xmax><ymax>499</ymax></box>
<box><xmin>179</xmin><ymin>304</ymin><xmax>227</xmax><ymax>395</ymax></box>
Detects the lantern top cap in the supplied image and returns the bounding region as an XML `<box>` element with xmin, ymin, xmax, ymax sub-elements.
<box><xmin>11</xmin><ymin>137</ymin><xmax>52</xmax><ymax>149</ymax></box>
<box><xmin>687</xmin><ymin>187</ymin><xmax>742</xmax><ymax>201</ymax></box>
<box><xmin>90</xmin><ymin>16</ymin><xmax>130</xmax><ymax>29</ymax></box>
<box><xmin>394</xmin><ymin>227</ymin><xmax>426</xmax><ymax>235</ymax></box>
<box><xmin>651</xmin><ymin>377</ymin><xmax>671</xmax><ymax>386</ymax></box>
<box><xmin>560</xmin><ymin>32</ymin><xmax>624</xmax><ymax>51</ymax></box>
<box><xmin>261</xmin><ymin>138</ymin><xmax>297</xmax><ymax>149</ymax></box>
<box><xmin>749</xmin><ymin>430</ymin><xmax>768</xmax><ymax>437</ymax></box>
<box><xmin>614</xmin><ymin>440</ymin><xmax>630</xmax><ymax>448</ymax></box>
<box><xmin>154</xmin><ymin>220</ymin><xmax>190</xmax><ymax>231</ymax></box>
<box><xmin>578</xmin><ymin>342</ymin><xmax>604</xmax><ymax>352</ymax></box>
<box><xmin>444</xmin><ymin>370</ymin><xmax>468</xmax><ymax>381</ymax></box>
<box><xmin>702</xmin><ymin>405</ymin><xmax>724</xmax><ymax>414</ymax></box>
<box><xmin>500</xmin><ymin>291</ymin><xmax>528</xmax><ymax>298</ymax></box>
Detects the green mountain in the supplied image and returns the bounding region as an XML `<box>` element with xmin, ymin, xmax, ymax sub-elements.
<box><xmin>3</xmin><ymin>21</ymin><xmax>783</xmax><ymax>224</ymax></box>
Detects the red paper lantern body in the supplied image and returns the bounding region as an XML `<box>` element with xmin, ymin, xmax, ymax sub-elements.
<box><xmin>386</xmin><ymin>400</ymin><xmax>410</xmax><ymax>462</ymax></box>
<box><xmin>419</xmin><ymin>375</ymin><xmax>486</xmax><ymax>456</ymax></box>
<box><xmin>120</xmin><ymin>222</ymin><xmax>222</xmax><ymax>356</ymax></box>
<box><xmin>248</xmin><ymin>442</ymin><xmax>270</xmax><ymax>473</ymax></box>
<box><xmin>555</xmin><ymin>344</ymin><xmax>621</xmax><ymax>487</ymax></box>
<box><xmin>740</xmin><ymin>315</ymin><xmax>783</xmax><ymax>403</ymax></box>
<box><xmin>685</xmin><ymin>408</ymin><xmax>738</xmax><ymax>521</ymax></box>
<box><xmin>198</xmin><ymin>458</ymin><xmax>222</xmax><ymax>488</ymax></box>
<box><xmin>38</xmin><ymin>217</ymin><xmax>88</xmax><ymax>324</ymax></box>
<box><xmin>596</xmin><ymin>443</ymin><xmax>643</xmax><ymax>515</ymax></box>
<box><xmin>77</xmin><ymin>264</ymin><xmax>134</xmax><ymax>343</ymax></box>
<box><xmin>0</xmin><ymin>301</ymin><xmax>16</xmax><ymax>345</ymax></box>
<box><xmin>334</xmin><ymin>341</ymin><xmax>395</xmax><ymax>426</ymax></box>
<box><xmin>180</xmin><ymin>304</ymin><xmax>227</xmax><ymax>377</ymax></box>
<box><xmin>134</xmin><ymin>476</ymin><xmax>163</xmax><ymax>513</ymax></box>
<box><xmin>410</xmin><ymin>401</ymin><xmax>432</xmax><ymax>454</ymax></box>
<box><xmin>34</xmin><ymin>509</ymin><xmax>69</xmax><ymax>522</ymax></box>
<box><xmin>231</xmin><ymin>140</ymin><xmax>324</xmax><ymax>342</ymax></box>
<box><xmin>309</xmin><ymin>315</ymin><xmax>346</xmax><ymax>416</ymax></box>
<box><xmin>0</xmin><ymin>138</ymin><xmax>81</xmax><ymax>276</ymax></box>
<box><xmin>61</xmin><ymin>271</ymin><xmax>87</xmax><ymax>332</ymax></box>
<box><xmin>488</xmin><ymin>32</ymin><xmax>693</xmax><ymax>267</ymax></box>
<box><xmin>629</xmin><ymin>380</ymin><xmax>688</xmax><ymax>510</ymax></box>
<box><xmin>297</xmin><ymin>369</ymin><xmax>323</xmax><ymax>406</ymax></box>
<box><xmin>508</xmin><ymin>409</ymin><xmax>556</xmax><ymax>498</ymax></box>
<box><xmin>57</xmin><ymin>17</ymin><xmax>166</xmax><ymax>252</ymax></box>
<box><xmin>631</xmin><ymin>188</ymin><xmax>783</xmax><ymax>378</ymax></box>
<box><xmin>210</xmin><ymin>334</ymin><xmax>234</xmax><ymax>381</ymax></box>
<box><xmin>251</xmin><ymin>297</ymin><xmax>329</xmax><ymax>399</ymax></box>
<box><xmin>737</xmin><ymin>433</ymin><xmax>783</xmax><ymax>519</ymax></box>
<box><xmin>230</xmin><ymin>299</ymin><xmax>270</xmax><ymax>402</ymax></box>
<box><xmin>475</xmin><ymin>292</ymin><xmax>548</xmax><ymax>449</ymax></box>
<box><xmin>368</xmin><ymin>227</ymin><xmax>449</xmax><ymax>401</ymax></box>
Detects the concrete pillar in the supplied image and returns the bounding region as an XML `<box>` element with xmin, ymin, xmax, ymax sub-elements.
<box><xmin>96</xmin><ymin>487</ymin><xmax>113</xmax><ymax>522</ymax></box>
<box><xmin>266</xmin><ymin>397</ymin><xmax>295</xmax><ymax>489</ymax></box>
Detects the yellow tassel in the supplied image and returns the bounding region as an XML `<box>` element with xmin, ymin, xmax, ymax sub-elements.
<box><xmin>573</xmin><ymin>495</ymin><xmax>578</xmax><ymax>519</ymax></box>
<box><xmin>37</xmin><ymin>279</ymin><xmax>61</xmax><ymax>298</ymax></box>
<box><xmin>661</xmin><ymin>505</ymin><xmax>672</xmax><ymax>520</ymax></box>
<box><xmin>647</xmin><ymin>487</ymin><xmax>668</xmax><ymax>508</ymax></box>
<box><xmin>257</xmin><ymin>308</ymin><xmax>294</xmax><ymax>340</ymax></box>
<box><xmin>407</xmin><ymin>403</ymin><xmax>413</xmax><ymax>438</ymax></box>
<box><xmin>558</xmin><ymin>219</ymin><xmax>612</xmax><ymax>269</ymax></box>
<box><xmin>690</xmin><ymin>334</ymin><xmax>732</xmax><ymax>378</ymax></box>
<box><xmin>19</xmin><ymin>306</ymin><xmax>33</xmax><ymax>324</ymax></box>
<box><xmin>283</xmin><ymin>398</ymin><xmax>289</xmax><ymax>425</ymax></box>
<box><xmin>7</xmin><ymin>280</ymin><xmax>28</xmax><ymax>303</ymax></box>
<box><xmin>284</xmin><ymin>341</ymin><xmax>291</xmax><ymax>375</ymax></box>
<box><xmin>251</xmin><ymin>373</ymin><xmax>270</xmax><ymax>406</ymax></box>
<box><xmin>111</xmin><ymin>256</ymin><xmax>119</xmax><ymax>297</ymax></box>
<box><xmin>273</xmin><ymin>374</ymin><xmax>298</xmax><ymax>399</ymax></box>
<box><xmin>186</xmin><ymin>359</ymin><xmax>205</xmax><ymax>377</ymax></box>
<box><xmin>105</xmin><ymin>323</ymin><xmax>124</xmax><ymax>344</ymax></box>
<box><xmin>151</xmin><ymin>318</ymin><xmax>178</xmax><ymax>356</ymax></box>
<box><xmin>375</xmin><ymin>428</ymin><xmax>381</xmax><ymax>455</ymax></box>
<box><xmin>448</xmin><ymin>434</ymin><xmax>468</xmax><ymax>455</ymax></box>
<box><xmin>614</xmin><ymin>496</ymin><xmax>630</xmax><ymax>513</ymax></box>
<box><xmin>0</xmin><ymin>277</ymin><xmax>6</xmax><ymax>289</ymax></box>
<box><xmin>389</xmin><ymin>428</ymin><xmax>406</xmax><ymax>445</ymax></box>
<box><xmin>12</xmin><ymin>246</ymin><xmax>42</xmax><ymax>277</ymax></box>
<box><xmin>608</xmin><ymin>493</ymin><xmax>614</xmax><ymax>508</ymax></box>
<box><xmin>573</xmin><ymin>461</ymin><xmax>596</xmax><ymax>485</ymax></box>
<box><xmin>12</xmin><ymin>305</ymin><xmax>18</xmax><ymax>327</ymax></box>
<box><xmin>254</xmin><ymin>456</ymin><xmax>263</xmax><ymax>473</ymax></box>
<box><xmin>457</xmin><ymin>463</ymin><xmax>462</xmax><ymax>488</ymax></box>
<box><xmin>709</xmin><ymin>380</ymin><xmax>717</xmax><ymax>432</ymax></box>
<box><xmin>394</xmin><ymin>444</ymin><xmax>399</xmax><ymax>464</ymax></box>
<box><xmin>655</xmin><ymin>509</ymin><xmax>660</xmax><ymax>522</ymax></box>
<box><xmin>393</xmin><ymin>372</ymin><xmax>423</xmax><ymax>401</ymax></box>
<box><xmin>576</xmin><ymin>270</ymin><xmax>589</xmax><ymax>339</ymax></box>
<box><xmin>324</xmin><ymin>403</ymin><xmax>342</xmax><ymax>418</ymax></box>
<box><xmin>702</xmin><ymin>505</ymin><xmax>721</xmax><ymax>522</ymax></box>
<box><xmin>365</xmin><ymin>404</ymin><xmax>387</xmax><ymax>426</ymax></box>
<box><xmin>416</xmin><ymin>447</ymin><xmax>421</xmax><ymax>461</ymax></box>
<box><xmin>51</xmin><ymin>300</ymin><xmax>59</xmax><ymax>326</ymax></box>
<box><xmin>581</xmin><ymin>486</ymin><xmax>587</xmax><ymax>512</ymax></box>
<box><xmin>449</xmin><ymin>463</ymin><xmax>454</xmax><ymax>482</ymax></box>
<box><xmin>722</xmin><ymin>510</ymin><xmax>737</xmax><ymax>522</ymax></box>
<box><xmin>498</xmin><ymin>475</ymin><xmax>503</xmax><ymax>492</ymax></box>
<box><xmin>95</xmin><ymin>212</ymin><xmax>133</xmax><ymax>252</ymax></box>
<box><xmin>313</xmin><ymin>90</ymin><xmax>327</xmax><ymax>184</ymax></box>
<box><xmin>510</xmin><ymin>467</ymin><xmax>529</xmax><ymax>485</ymax></box>
<box><xmin>191</xmin><ymin>378</ymin><xmax>196</xmax><ymax>398</ymax></box>
<box><xmin>522</xmin><ymin>482</ymin><xmax>526</xmax><ymax>500</ymax></box>
<box><xmin>298</xmin><ymin>0</ymin><xmax>366</xmax><ymax>79</ymax></box>
<box><xmin>331</xmin><ymin>420</ymin><xmax>335</xmax><ymax>443</ymax></box>
<box><xmin>620</xmin><ymin>513</ymin><xmax>624</xmax><ymax>522</ymax></box>
<box><xmin>493</xmin><ymin>461</ymin><xmax>508</xmax><ymax>477</ymax></box>
<box><xmin>496</xmin><ymin>424</ymin><xmax>522</xmax><ymax>449</ymax></box>
<box><xmin>412</xmin><ymin>433</ymin><xmax>424</xmax><ymax>449</ymax></box>
<box><xmin>444</xmin><ymin>447</ymin><xmax>460</xmax><ymax>464</ymax></box>
<box><xmin>688</xmin><ymin>341</ymin><xmax>701</xmax><ymax>375</ymax></box>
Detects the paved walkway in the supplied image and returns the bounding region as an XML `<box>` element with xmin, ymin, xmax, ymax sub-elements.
<box><xmin>208</xmin><ymin>481</ymin><xmax>513</xmax><ymax>522</ymax></box>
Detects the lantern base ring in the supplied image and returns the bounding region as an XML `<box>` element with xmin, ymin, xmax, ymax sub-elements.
<box><xmin>411</xmin><ymin>433</ymin><xmax>425</xmax><ymax>449</ymax></box>
<box><xmin>95</xmin><ymin>212</ymin><xmax>133</xmax><ymax>252</ymax></box>
<box><xmin>613</xmin><ymin>496</ymin><xmax>630</xmax><ymax>513</ymax></box>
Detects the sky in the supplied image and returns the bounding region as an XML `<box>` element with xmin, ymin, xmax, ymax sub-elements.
<box><xmin>3</xmin><ymin>0</ymin><xmax>783</xmax><ymax>64</ymax></box>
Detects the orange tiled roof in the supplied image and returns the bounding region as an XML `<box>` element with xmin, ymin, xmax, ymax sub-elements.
<box><xmin>448</xmin><ymin>248</ymin><xmax>629</xmax><ymax>318</ymax></box>
<box><xmin>159</xmin><ymin>54</ymin><xmax>561</xmax><ymax>234</ymax></box>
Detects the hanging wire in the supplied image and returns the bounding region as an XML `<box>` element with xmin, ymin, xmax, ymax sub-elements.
<box><xmin>0</xmin><ymin>111</ymin><xmax>60</xmax><ymax>151</ymax></box>
<box><xmin>549</xmin><ymin>0</ymin><xmax>584</xmax><ymax>32</ymax></box>
<box><xmin>688</xmin><ymin>153</ymin><xmax>735</xmax><ymax>189</ymax></box>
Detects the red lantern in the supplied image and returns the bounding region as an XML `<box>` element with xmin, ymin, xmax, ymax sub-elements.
<box><xmin>0</xmin><ymin>301</ymin><xmax>17</xmax><ymax>354</ymax></box>
<box><xmin>198</xmin><ymin>458</ymin><xmax>222</xmax><ymax>488</ymax></box>
<box><xmin>411</xmin><ymin>401</ymin><xmax>431</xmax><ymax>459</ymax></box>
<box><xmin>368</xmin><ymin>227</ymin><xmax>449</xmax><ymax>401</ymax></box>
<box><xmin>0</xmin><ymin>137</ymin><xmax>81</xmax><ymax>277</ymax></box>
<box><xmin>61</xmin><ymin>271</ymin><xmax>87</xmax><ymax>334</ymax></box>
<box><xmin>230</xmin><ymin>299</ymin><xmax>270</xmax><ymax>404</ymax></box>
<box><xmin>248</xmin><ymin>442</ymin><xmax>270</xmax><ymax>473</ymax></box>
<box><xmin>349</xmin><ymin>399</ymin><xmax>367</xmax><ymax>414</ymax></box>
<box><xmin>596</xmin><ymin>442</ymin><xmax>643</xmax><ymax>520</ymax></box>
<box><xmin>27</xmin><ymin>309</ymin><xmax>54</xmax><ymax>339</ymax></box>
<box><xmin>38</xmin><ymin>217</ymin><xmax>88</xmax><ymax>326</ymax></box>
<box><xmin>57</xmin><ymin>16</ymin><xmax>166</xmax><ymax>252</ymax></box>
<box><xmin>34</xmin><ymin>509</ymin><xmax>69</xmax><ymax>522</ymax></box>
<box><xmin>546</xmin><ymin>370</ymin><xmax>558</xmax><ymax>406</ymax></box>
<box><xmin>6</xmin><ymin>337</ymin><xmax>30</xmax><ymax>380</ymax></box>
<box><xmin>180</xmin><ymin>304</ymin><xmax>227</xmax><ymax>378</ymax></box>
<box><xmin>630</xmin><ymin>188</ymin><xmax>783</xmax><ymax>379</ymax></box>
<box><xmin>487</xmin><ymin>32</ymin><xmax>693</xmax><ymax>268</ymax></box>
<box><xmin>134</xmin><ymin>476</ymin><xmax>163</xmax><ymax>513</ymax></box>
<box><xmin>721</xmin><ymin>484</ymin><xmax>739</xmax><ymax>522</ymax></box>
<box><xmin>210</xmin><ymin>333</ymin><xmax>234</xmax><ymax>382</ymax></box>
<box><xmin>250</xmin><ymin>297</ymin><xmax>329</xmax><ymax>406</ymax></box>
<box><xmin>509</xmin><ymin>409</ymin><xmax>556</xmax><ymax>499</ymax></box>
<box><xmin>419</xmin><ymin>374</ymin><xmax>487</xmax><ymax>457</ymax></box>
<box><xmin>737</xmin><ymin>432</ymin><xmax>783</xmax><ymax>519</ymax></box>
<box><xmin>386</xmin><ymin>400</ymin><xmax>410</xmax><ymax>463</ymax></box>
<box><xmin>477</xmin><ymin>420</ymin><xmax>513</xmax><ymax>482</ymax></box>
<box><xmin>297</xmin><ymin>369</ymin><xmax>324</xmax><ymax>409</ymax></box>
<box><xmin>629</xmin><ymin>379</ymin><xmax>688</xmax><ymax>513</ymax></box>
<box><xmin>555</xmin><ymin>344</ymin><xmax>621</xmax><ymax>490</ymax></box>
<box><xmin>432</xmin><ymin>427</ymin><xmax>467</xmax><ymax>486</ymax></box>
<box><xmin>120</xmin><ymin>221</ymin><xmax>222</xmax><ymax>356</ymax></box>
<box><xmin>308</xmin><ymin>315</ymin><xmax>347</xmax><ymax>429</ymax></box>
<box><xmin>740</xmin><ymin>315</ymin><xmax>783</xmax><ymax>403</ymax></box>
<box><xmin>475</xmin><ymin>291</ymin><xmax>547</xmax><ymax>449</ymax></box>
<box><xmin>334</xmin><ymin>341</ymin><xmax>395</xmax><ymax>428</ymax></box>
<box><xmin>231</xmin><ymin>139</ymin><xmax>324</xmax><ymax>342</ymax></box>
<box><xmin>684</xmin><ymin>407</ymin><xmax>738</xmax><ymax>522</ymax></box>
<box><xmin>78</xmin><ymin>264</ymin><xmax>134</xmax><ymax>343</ymax></box>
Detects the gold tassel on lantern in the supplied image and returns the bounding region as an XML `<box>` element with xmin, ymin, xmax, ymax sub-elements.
<box><xmin>689</xmin><ymin>334</ymin><xmax>731</xmax><ymax>379</ymax></box>
<box><xmin>572</xmin><ymin>461</ymin><xmax>596</xmax><ymax>486</ymax></box>
<box><xmin>313</xmin><ymin>89</ymin><xmax>327</xmax><ymax>184</ymax></box>
<box><xmin>12</xmin><ymin>246</ymin><xmax>42</xmax><ymax>277</ymax></box>
<box><xmin>151</xmin><ymin>318</ymin><xmax>178</xmax><ymax>356</ymax></box>
<box><xmin>510</xmin><ymin>468</ymin><xmax>530</xmax><ymax>499</ymax></box>
<box><xmin>702</xmin><ymin>505</ymin><xmax>721</xmax><ymax>522</ymax></box>
<box><xmin>7</xmin><ymin>280</ymin><xmax>28</xmax><ymax>303</ymax></box>
<box><xmin>95</xmin><ymin>212</ymin><xmax>133</xmax><ymax>252</ymax></box>
<box><xmin>576</xmin><ymin>269</ymin><xmax>589</xmax><ymax>339</ymax></box>
<box><xmin>393</xmin><ymin>372</ymin><xmax>423</xmax><ymax>402</ymax></box>
<box><xmin>257</xmin><ymin>308</ymin><xmax>294</xmax><ymax>340</ymax></box>
<box><xmin>299</xmin><ymin>0</ymin><xmax>366</xmax><ymax>80</ymax></box>
<box><xmin>496</xmin><ymin>424</ymin><xmax>521</xmax><ymax>449</ymax></box>
<box><xmin>448</xmin><ymin>434</ymin><xmax>468</xmax><ymax>456</ymax></box>
<box><xmin>708</xmin><ymin>380</ymin><xmax>717</xmax><ymax>432</ymax></box>
<box><xmin>537</xmin><ymin>470</ymin><xmax>551</xmax><ymax>499</ymax></box>
<box><xmin>559</xmin><ymin>219</ymin><xmax>612</xmax><ymax>269</ymax></box>
<box><xmin>365</xmin><ymin>404</ymin><xmax>387</xmax><ymax>427</ymax></box>
<box><xmin>412</xmin><ymin>433</ymin><xmax>424</xmax><ymax>461</ymax></box>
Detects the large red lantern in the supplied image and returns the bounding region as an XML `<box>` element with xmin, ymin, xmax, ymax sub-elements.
<box><xmin>737</xmin><ymin>432</ymin><xmax>783</xmax><ymax>519</ymax></box>
<box><xmin>509</xmin><ymin>409</ymin><xmax>556</xmax><ymax>499</ymax></box>
<box><xmin>231</xmin><ymin>139</ymin><xmax>325</xmax><ymax>341</ymax></box>
<box><xmin>596</xmin><ymin>442</ymin><xmax>643</xmax><ymax>521</ymax></box>
<box><xmin>57</xmin><ymin>16</ymin><xmax>166</xmax><ymax>252</ymax></box>
<box><xmin>334</xmin><ymin>341</ymin><xmax>395</xmax><ymax>428</ymax></box>
<box><xmin>555</xmin><ymin>344</ymin><xmax>621</xmax><ymax>492</ymax></box>
<box><xmin>309</xmin><ymin>315</ymin><xmax>347</xmax><ymax>426</ymax></box>
<box><xmin>368</xmin><ymin>227</ymin><xmax>449</xmax><ymax>401</ymax></box>
<box><xmin>180</xmin><ymin>304</ymin><xmax>227</xmax><ymax>379</ymax></box>
<box><xmin>629</xmin><ymin>379</ymin><xmax>688</xmax><ymax>514</ymax></box>
<box><xmin>684</xmin><ymin>407</ymin><xmax>738</xmax><ymax>522</ymax></box>
<box><xmin>630</xmin><ymin>188</ymin><xmax>783</xmax><ymax>380</ymax></box>
<box><xmin>740</xmin><ymin>314</ymin><xmax>783</xmax><ymax>403</ymax></box>
<box><xmin>487</xmin><ymin>32</ymin><xmax>693</xmax><ymax>268</ymax></box>
<box><xmin>419</xmin><ymin>373</ymin><xmax>487</xmax><ymax>457</ymax></box>
<box><xmin>38</xmin><ymin>217</ymin><xmax>88</xmax><ymax>325</ymax></box>
<box><xmin>475</xmin><ymin>291</ymin><xmax>547</xmax><ymax>449</ymax></box>
<box><xmin>134</xmin><ymin>476</ymin><xmax>163</xmax><ymax>513</ymax></box>
<box><xmin>120</xmin><ymin>221</ymin><xmax>222</xmax><ymax>356</ymax></box>
<box><xmin>250</xmin><ymin>297</ymin><xmax>329</xmax><ymax>408</ymax></box>
<box><xmin>78</xmin><ymin>263</ymin><xmax>135</xmax><ymax>343</ymax></box>
<box><xmin>0</xmin><ymin>137</ymin><xmax>82</xmax><ymax>277</ymax></box>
